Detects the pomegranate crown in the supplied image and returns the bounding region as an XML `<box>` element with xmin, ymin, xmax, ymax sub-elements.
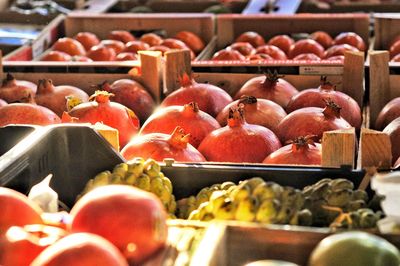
<box><xmin>169</xmin><ymin>126</ymin><xmax>191</xmax><ymax>149</ymax></box>
<box><xmin>228</xmin><ymin>105</ymin><xmax>246</xmax><ymax>127</ymax></box>
<box><xmin>178</xmin><ymin>72</ymin><xmax>194</xmax><ymax>87</ymax></box>
<box><xmin>93</xmin><ymin>81</ymin><xmax>112</xmax><ymax>92</ymax></box>
<box><xmin>287</xmin><ymin>135</ymin><xmax>317</xmax><ymax>152</ymax></box>
<box><xmin>238</xmin><ymin>95</ymin><xmax>257</xmax><ymax>105</ymax></box>
<box><xmin>319</xmin><ymin>76</ymin><xmax>336</xmax><ymax>91</ymax></box>
<box><xmin>183</xmin><ymin>102</ymin><xmax>200</xmax><ymax>113</ymax></box>
<box><xmin>322</xmin><ymin>98</ymin><xmax>341</xmax><ymax>118</ymax></box>
<box><xmin>89</xmin><ymin>90</ymin><xmax>114</xmax><ymax>103</ymax></box>
<box><xmin>37</xmin><ymin>79</ymin><xmax>54</xmax><ymax>94</ymax></box>
<box><xmin>264</xmin><ymin>69</ymin><xmax>284</xmax><ymax>84</ymax></box>
<box><xmin>2</xmin><ymin>73</ymin><xmax>16</xmax><ymax>86</ymax></box>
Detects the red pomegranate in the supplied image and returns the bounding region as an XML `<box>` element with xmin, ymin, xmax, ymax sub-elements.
<box><xmin>277</xmin><ymin>99</ymin><xmax>352</xmax><ymax>143</ymax></box>
<box><xmin>74</xmin><ymin>32</ymin><xmax>100</xmax><ymax>51</ymax></box>
<box><xmin>286</xmin><ymin>76</ymin><xmax>362</xmax><ymax>129</ymax></box>
<box><xmin>0</xmin><ymin>73</ymin><xmax>37</xmax><ymax>103</ymax></box>
<box><xmin>324</xmin><ymin>44</ymin><xmax>359</xmax><ymax>59</ymax></box>
<box><xmin>140</xmin><ymin>102</ymin><xmax>220</xmax><ymax>148</ymax></box>
<box><xmin>235</xmin><ymin>31</ymin><xmax>265</xmax><ymax>48</ymax></box>
<box><xmin>67</xmin><ymin>91</ymin><xmax>139</xmax><ymax>147</ymax></box>
<box><xmin>310</xmin><ymin>31</ymin><xmax>333</xmax><ymax>49</ymax></box>
<box><xmin>234</xmin><ymin>71</ymin><xmax>298</xmax><ymax>109</ymax></box>
<box><xmin>263</xmin><ymin>135</ymin><xmax>322</xmax><ymax>166</ymax></box>
<box><xmin>35</xmin><ymin>79</ymin><xmax>89</xmax><ymax>117</ymax></box>
<box><xmin>228</xmin><ymin>42</ymin><xmax>256</xmax><ymax>56</ymax></box>
<box><xmin>160</xmin><ymin>73</ymin><xmax>233</xmax><ymax>117</ymax></box>
<box><xmin>376</xmin><ymin>97</ymin><xmax>400</xmax><ymax>130</ymax></box>
<box><xmin>288</xmin><ymin>39</ymin><xmax>325</xmax><ymax>59</ymax></box>
<box><xmin>333</xmin><ymin>32</ymin><xmax>366</xmax><ymax>52</ymax></box>
<box><xmin>124</xmin><ymin>41</ymin><xmax>150</xmax><ymax>54</ymax></box>
<box><xmin>121</xmin><ymin>126</ymin><xmax>206</xmax><ymax>162</ymax></box>
<box><xmin>198</xmin><ymin>106</ymin><xmax>281</xmax><ymax>163</ymax></box>
<box><xmin>255</xmin><ymin>45</ymin><xmax>287</xmax><ymax>60</ymax></box>
<box><xmin>267</xmin><ymin>34</ymin><xmax>295</xmax><ymax>55</ymax></box>
<box><xmin>383</xmin><ymin>117</ymin><xmax>400</xmax><ymax>165</ymax></box>
<box><xmin>52</xmin><ymin>37</ymin><xmax>86</xmax><ymax>56</ymax></box>
<box><xmin>216</xmin><ymin>95</ymin><xmax>287</xmax><ymax>135</ymax></box>
<box><xmin>108</xmin><ymin>30</ymin><xmax>135</xmax><ymax>44</ymax></box>
<box><xmin>100</xmin><ymin>79</ymin><xmax>155</xmax><ymax>123</ymax></box>
<box><xmin>211</xmin><ymin>49</ymin><xmax>246</xmax><ymax>61</ymax></box>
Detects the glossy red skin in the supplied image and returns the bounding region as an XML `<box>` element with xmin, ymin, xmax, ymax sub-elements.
<box><xmin>211</xmin><ymin>49</ymin><xmax>246</xmax><ymax>61</ymax></box>
<box><xmin>333</xmin><ymin>32</ymin><xmax>366</xmax><ymax>51</ymax></box>
<box><xmin>52</xmin><ymin>37</ymin><xmax>86</xmax><ymax>56</ymax></box>
<box><xmin>74</xmin><ymin>32</ymin><xmax>100</xmax><ymax>51</ymax></box>
<box><xmin>124</xmin><ymin>41</ymin><xmax>150</xmax><ymax>54</ymax></box>
<box><xmin>140</xmin><ymin>33</ymin><xmax>163</xmax><ymax>47</ymax></box>
<box><xmin>87</xmin><ymin>44</ymin><xmax>116</xmax><ymax>61</ymax></box>
<box><xmin>255</xmin><ymin>45</ymin><xmax>287</xmax><ymax>60</ymax></box>
<box><xmin>35</xmin><ymin>81</ymin><xmax>89</xmax><ymax>117</ymax></box>
<box><xmin>376</xmin><ymin>97</ymin><xmax>400</xmax><ymax>130</ymax></box>
<box><xmin>0</xmin><ymin>77</ymin><xmax>37</xmax><ymax>103</ymax></box>
<box><xmin>198</xmin><ymin>122</ymin><xmax>281</xmax><ymax>163</ymax></box>
<box><xmin>383</xmin><ymin>117</ymin><xmax>400</xmax><ymax>165</ymax></box>
<box><xmin>100</xmin><ymin>40</ymin><xmax>125</xmax><ymax>54</ymax></box>
<box><xmin>234</xmin><ymin>76</ymin><xmax>299</xmax><ymax>108</ymax></box>
<box><xmin>235</xmin><ymin>31</ymin><xmax>265</xmax><ymax>48</ymax></box>
<box><xmin>0</xmin><ymin>103</ymin><xmax>61</xmax><ymax>126</ymax></box>
<box><xmin>148</xmin><ymin>45</ymin><xmax>171</xmax><ymax>55</ymax></box>
<box><xmin>71</xmin><ymin>55</ymin><xmax>93</xmax><ymax>62</ymax></box>
<box><xmin>391</xmin><ymin>53</ymin><xmax>400</xmax><ymax>62</ymax></box>
<box><xmin>247</xmin><ymin>53</ymin><xmax>274</xmax><ymax>61</ymax></box>
<box><xmin>70</xmin><ymin>186</ymin><xmax>167</xmax><ymax>264</ymax></box>
<box><xmin>277</xmin><ymin>107</ymin><xmax>352</xmax><ymax>143</ymax></box>
<box><xmin>31</xmin><ymin>233</ymin><xmax>127</xmax><ymax>266</ymax></box>
<box><xmin>0</xmin><ymin>225</ymin><xmax>65</xmax><ymax>266</ymax></box>
<box><xmin>267</xmin><ymin>35</ymin><xmax>294</xmax><ymax>55</ymax></box>
<box><xmin>0</xmin><ymin>187</ymin><xmax>43</xmax><ymax>234</ymax></box>
<box><xmin>286</xmin><ymin>87</ymin><xmax>362</xmax><ymax>129</ymax></box>
<box><xmin>68</xmin><ymin>98</ymin><xmax>139</xmax><ymax>147</ymax></box>
<box><xmin>0</xmin><ymin>99</ymin><xmax>7</xmax><ymax>107</ymax></box>
<box><xmin>41</xmin><ymin>51</ymin><xmax>72</xmax><ymax>61</ymax></box>
<box><xmin>216</xmin><ymin>98</ymin><xmax>287</xmax><ymax>135</ymax></box>
<box><xmin>107</xmin><ymin>79</ymin><xmax>155</xmax><ymax>123</ymax></box>
<box><xmin>228</xmin><ymin>42</ymin><xmax>256</xmax><ymax>56</ymax></box>
<box><xmin>310</xmin><ymin>31</ymin><xmax>333</xmax><ymax>49</ymax></box>
<box><xmin>390</xmin><ymin>40</ymin><xmax>400</xmax><ymax>59</ymax></box>
<box><xmin>395</xmin><ymin>155</ymin><xmax>400</xmax><ymax>168</ymax></box>
<box><xmin>325</xmin><ymin>55</ymin><xmax>345</xmax><ymax>62</ymax></box>
<box><xmin>263</xmin><ymin>142</ymin><xmax>322</xmax><ymax>166</ymax></box>
<box><xmin>289</xmin><ymin>39</ymin><xmax>325</xmax><ymax>59</ymax></box>
<box><xmin>116</xmin><ymin>52</ymin><xmax>138</xmax><ymax>61</ymax></box>
<box><xmin>121</xmin><ymin>132</ymin><xmax>206</xmax><ymax>162</ymax></box>
<box><xmin>161</xmin><ymin>38</ymin><xmax>195</xmax><ymax>59</ymax></box>
<box><xmin>108</xmin><ymin>30</ymin><xmax>135</xmax><ymax>44</ymax></box>
<box><xmin>161</xmin><ymin>82</ymin><xmax>233</xmax><ymax>117</ymax></box>
<box><xmin>390</xmin><ymin>35</ymin><xmax>400</xmax><ymax>48</ymax></box>
<box><xmin>324</xmin><ymin>44</ymin><xmax>359</xmax><ymax>58</ymax></box>
<box><xmin>174</xmin><ymin>31</ymin><xmax>205</xmax><ymax>54</ymax></box>
<box><xmin>140</xmin><ymin>105</ymin><xmax>220</xmax><ymax>148</ymax></box>
<box><xmin>293</xmin><ymin>53</ymin><xmax>321</xmax><ymax>60</ymax></box>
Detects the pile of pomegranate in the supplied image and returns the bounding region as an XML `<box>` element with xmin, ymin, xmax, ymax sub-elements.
<box><xmin>41</xmin><ymin>30</ymin><xmax>204</xmax><ymax>62</ymax></box>
<box><xmin>0</xmin><ymin>72</ymin><xmax>363</xmax><ymax>166</ymax></box>
<box><xmin>211</xmin><ymin>31</ymin><xmax>365</xmax><ymax>62</ymax></box>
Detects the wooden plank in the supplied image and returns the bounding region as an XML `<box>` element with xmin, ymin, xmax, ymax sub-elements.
<box><xmin>342</xmin><ymin>51</ymin><xmax>365</xmax><ymax>108</ymax></box>
<box><xmin>374</xmin><ymin>14</ymin><xmax>400</xmax><ymax>50</ymax></box>
<box><xmin>164</xmin><ymin>49</ymin><xmax>192</xmax><ymax>95</ymax></box>
<box><xmin>321</xmin><ymin>128</ymin><xmax>356</xmax><ymax>168</ymax></box>
<box><xmin>369</xmin><ymin>51</ymin><xmax>390</xmax><ymax>129</ymax></box>
<box><xmin>359</xmin><ymin>128</ymin><xmax>392</xmax><ymax>170</ymax></box>
<box><xmin>0</xmin><ymin>50</ymin><xmax>3</xmax><ymax>80</ymax></box>
<box><xmin>138</xmin><ymin>51</ymin><xmax>162</xmax><ymax>103</ymax></box>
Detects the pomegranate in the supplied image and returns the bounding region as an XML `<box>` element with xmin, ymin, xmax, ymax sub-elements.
<box><xmin>227</xmin><ymin>42</ymin><xmax>256</xmax><ymax>56</ymax></box>
<box><xmin>234</xmin><ymin>71</ymin><xmax>298</xmax><ymax>109</ymax></box>
<box><xmin>326</xmin><ymin>55</ymin><xmax>345</xmax><ymax>62</ymax></box>
<box><xmin>52</xmin><ymin>37</ymin><xmax>86</xmax><ymax>56</ymax></box>
<box><xmin>40</xmin><ymin>51</ymin><xmax>72</xmax><ymax>61</ymax></box>
<box><xmin>100</xmin><ymin>79</ymin><xmax>155</xmax><ymax>123</ymax></box>
<box><xmin>67</xmin><ymin>91</ymin><xmax>139</xmax><ymax>147</ymax></box>
<box><xmin>310</xmin><ymin>31</ymin><xmax>333</xmax><ymax>49</ymax></box>
<box><xmin>140</xmin><ymin>102</ymin><xmax>220</xmax><ymax>148</ymax></box>
<box><xmin>174</xmin><ymin>31</ymin><xmax>205</xmax><ymax>54</ymax></box>
<box><xmin>87</xmin><ymin>44</ymin><xmax>116</xmax><ymax>61</ymax></box>
<box><xmin>390</xmin><ymin>40</ymin><xmax>400</xmax><ymax>59</ymax></box>
<box><xmin>70</xmin><ymin>185</ymin><xmax>168</xmax><ymax>264</ymax></box>
<box><xmin>121</xmin><ymin>126</ymin><xmax>206</xmax><ymax>162</ymax></box>
<box><xmin>247</xmin><ymin>53</ymin><xmax>274</xmax><ymax>61</ymax></box>
<box><xmin>216</xmin><ymin>95</ymin><xmax>287</xmax><ymax>135</ymax></box>
<box><xmin>115</xmin><ymin>52</ymin><xmax>137</xmax><ymax>61</ymax></box>
<box><xmin>267</xmin><ymin>34</ymin><xmax>294</xmax><ymax>55</ymax></box>
<box><xmin>160</xmin><ymin>73</ymin><xmax>233</xmax><ymax>117</ymax></box>
<box><xmin>263</xmin><ymin>135</ymin><xmax>322</xmax><ymax>166</ymax></box>
<box><xmin>124</xmin><ymin>41</ymin><xmax>150</xmax><ymax>54</ymax></box>
<box><xmin>0</xmin><ymin>73</ymin><xmax>37</xmax><ymax>103</ymax></box>
<box><xmin>148</xmin><ymin>45</ymin><xmax>171</xmax><ymax>55</ymax></box>
<box><xmin>108</xmin><ymin>30</ymin><xmax>135</xmax><ymax>44</ymax></box>
<box><xmin>0</xmin><ymin>100</ymin><xmax>61</xmax><ymax>127</ymax></box>
<box><xmin>0</xmin><ymin>187</ymin><xmax>43</xmax><ymax>234</ymax></box>
<box><xmin>288</xmin><ymin>39</ymin><xmax>325</xmax><ymax>59</ymax></box>
<box><xmin>0</xmin><ymin>225</ymin><xmax>66</xmax><ymax>266</ymax></box>
<box><xmin>383</xmin><ymin>117</ymin><xmax>400</xmax><ymax>165</ymax></box>
<box><xmin>35</xmin><ymin>79</ymin><xmax>89</xmax><ymax>117</ymax></box>
<box><xmin>235</xmin><ymin>31</ymin><xmax>265</xmax><ymax>48</ymax></box>
<box><xmin>211</xmin><ymin>49</ymin><xmax>246</xmax><ymax>61</ymax></box>
<box><xmin>391</xmin><ymin>54</ymin><xmax>400</xmax><ymax>62</ymax></box>
<box><xmin>31</xmin><ymin>233</ymin><xmax>128</xmax><ymax>266</ymax></box>
<box><xmin>286</xmin><ymin>76</ymin><xmax>362</xmax><ymax>129</ymax></box>
<box><xmin>198</xmin><ymin>106</ymin><xmax>281</xmax><ymax>163</ymax></box>
<box><xmin>71</xmin><ymin>55</ymin><xmax>93</xmax><ymax>62</ymax></box>
<box><xmin>74</xmin><ymin>32</ymin><xmax>100</xmax><ymax>51</ymax></box>
<box><xmin>277</xmin><ymin>99</ymin><xmax>352</xmax><ymax>143</ymax></box>
<box><xmin>376</xmin><ymin>97</ymin><xmax>400</xmax><ymax>130</ymax></box>
<box><xmin>293</xmin><ymin>53</ymin><xmax>321</xmax><ymax>61</ymax></box>
<box><xmin>140</xmin><ymin>33</ymin><xmax>163</xmax><ymax>47</ymax></box>
<box><xmin>324</xmin><ymin>44</ymin><xmax>359</xmax><ymax>58</ymax></box>
<box><xmin>100</xmin><ymin>39</ymin><xmax>125</xmax><ymax>54</ymax></box>
<box><xmin>255</xmin><ymin>45</ymin><xmax>287</xmax><ymax>60</ymax></box>
<box><xmin>333</xmin><ymin>32</ymin><xmax>366</xmax><ymax>51</ymax></box>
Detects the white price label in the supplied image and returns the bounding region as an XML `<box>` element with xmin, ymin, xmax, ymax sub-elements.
<box><xmin>299</xmin><ymin>66</ymin><xmax>343</xmax><ymax>75</ymax></box>
<box><xmin>31</xmin><ymin>33</ymin><xmax>52</xmax><ymax>59</ymax></box>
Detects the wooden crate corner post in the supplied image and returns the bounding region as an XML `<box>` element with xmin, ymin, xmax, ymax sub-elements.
<box><xmin>138</xmin><ymin>51</ymin><xmax>163</xmax><ymax>103</ymax></box>
<box><xmin>342</xmin><ymin>50</ymin><xmax>365</xmax><ymax>108</ymax></box>
<box><xmin>359</xmin><ymin>128</ymin><xmax>392</xmax><ymax>170</ymax></box>
<box><xmin>321</xmin><ymin>128</ymin><xmax>356</xmax><ymax>168</ymax></box>
<box><xmin>369</xmin><ymin>50</ymin><xmax>390</xmax><ymax>128</ymax></box>
<box><xmin>163</xmin><ymin>50</ymin><xmax>192</xmax><ymax>96</ymax></box>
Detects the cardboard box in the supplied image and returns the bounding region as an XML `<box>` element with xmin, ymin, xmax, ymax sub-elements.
<box><xmin>5</xmin><ymin>12</ymin><xmax>215</xmax><ymax>62</ymax></box>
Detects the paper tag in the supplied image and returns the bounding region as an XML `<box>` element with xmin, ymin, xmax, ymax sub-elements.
<box><xmin>31</xmin><ymin>33</ymin><xmax>52</xmax><ymax>59</ymax></box>
<box><xmin>299</xmin><ymin>66</ymin><xmax>343</xmax><ymax>75</ymax></box>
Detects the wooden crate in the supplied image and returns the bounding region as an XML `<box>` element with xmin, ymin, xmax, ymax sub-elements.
<box><xmin>215</xmin><ymin>14</ymin><xmax>370</xmax><ymax>51</ymax></box>
<box><xmin>373</xmin><ymin>14</ymin><xmax>400</xmax><ymax>64</ymax></box>
<box><xmin>164</xmin><ymin>50</ymin><xmax>365</xmax><ymax>169</ymax></box>
<box><xmin>297</xmin><ymin>1</ymin><xmax>400</xmax><ymax>13</ymax></box>
<box><xmin>5</xmin><ymin>12</ymin><xmax>215</xmax><ymax>62</ymax></box>
<box><xmin>191</xmin><ymin>222</ymin><xmax>400</xmax><ymax>266</ymax></box>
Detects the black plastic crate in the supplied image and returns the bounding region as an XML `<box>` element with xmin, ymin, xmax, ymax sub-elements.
<box><xmin>0</xmin><ymin>125</ymin><xmax>37</xmax><ymax>157</ymax></box>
